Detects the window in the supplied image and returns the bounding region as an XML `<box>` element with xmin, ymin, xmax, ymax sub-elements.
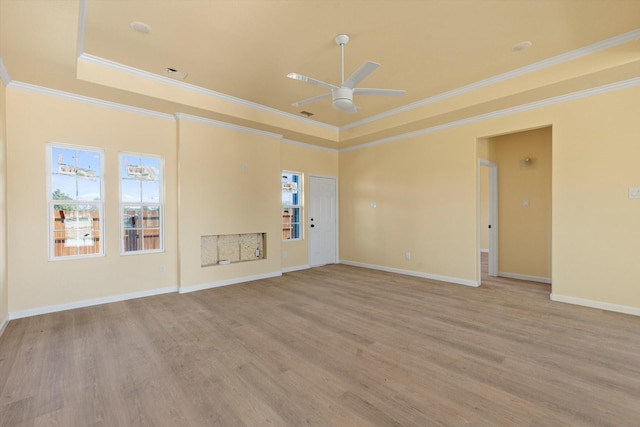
<box><xmin>282</xmin><ymin>172</ymin><xmax>302</xmax><ymax>240</ymax></box>
<box><xmin>48</xmin><ymin>144</ymin><xmax>104</xmax><ymax>259</ymax></box>
<box><xmin>120</xmin><ymin>154</ymin><xmax>164</xmax><ymax>254</ymax></box>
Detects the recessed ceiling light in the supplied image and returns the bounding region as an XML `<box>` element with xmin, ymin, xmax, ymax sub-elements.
<box><xmin>130</xmin><ymin>21</ymin><xmax>152</xmax><ymax>35</ymax></box>
<box><xmin>512</xmin><ymin>41</ymin><xmax>532</xmax><ymax>52</ymax></box>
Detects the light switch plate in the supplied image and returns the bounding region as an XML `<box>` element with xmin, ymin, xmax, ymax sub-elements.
<box><xmin>629</xmin><ymin>188</ymin><xmax>640</xmax><ymax>199</ymax></box>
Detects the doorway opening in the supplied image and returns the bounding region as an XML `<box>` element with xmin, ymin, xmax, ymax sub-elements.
<box><xmin>477</xmin><ymin>126</ymin><xmax>552</xmax><ymax>288</ymax></box>
<box><xmin>478</xmin><ymin>159</ymin><xmax>498</xmax><ymax>281</ymax></box>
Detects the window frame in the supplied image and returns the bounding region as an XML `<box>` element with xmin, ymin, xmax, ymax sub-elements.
<box><xmin>47</xmin><ymin>142</ymin><xmax>105</xmax><ymax>261</ymax></box>
<box><xmin>119</xmin><ymin>152</ymin><xmax>165</xmax><ymax>255</ymax></box>
<box><xmin>282</xmin><ymin>171</ymin><xmax>303</xmax><ymax>241</ymax></box>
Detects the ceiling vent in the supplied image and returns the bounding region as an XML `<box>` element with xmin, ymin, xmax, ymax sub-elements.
<box><xmin>165</xmin><ymin>67</ymin><xmax>188</xmax><ymax>80</ymax></box>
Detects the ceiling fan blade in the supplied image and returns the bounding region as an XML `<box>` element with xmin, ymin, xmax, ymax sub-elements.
<box><xmin>345</xmin><ymin>104</ymin><xmax>360</xmax><ymax>114</ymax></box>
<box><xmin>291</xmin><ymin>92</ymin><xmax>331</xmax><ymax>107</ymax></box>
<box><xmin>354</xmin><ymin>88</ymin><xmax>406</xmax><ymax>97</ymax></box>
<box><xmin>343</xmin><ymin>61</ymin><xmax>379</xmax><ymax>89</ymax></box>
<box><xmin>287</xmin><ymin>73</ymin><xmax>339</xmax><ymax>91</ymax></box>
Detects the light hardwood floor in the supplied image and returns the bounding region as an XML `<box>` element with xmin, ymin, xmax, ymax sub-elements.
<box><xmin>1</xmin><ymin>262</ymin><xmax>639</xmax><ymax>426</ymax></box>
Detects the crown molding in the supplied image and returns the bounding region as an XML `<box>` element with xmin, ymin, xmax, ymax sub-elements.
<box><xmin>7</xmin><ymin>81</ymin><xmax>175</xmax><ymax>121</ymax></box>
<box><xmin>77</xmin><ymin>0</ymin><xmax>87</xmax><ymax>58</ymax></box>
<box><xmin>340</xmin><ymin>77</ymin><xmax>640</xmax><ymax>153</ymax></box>
<box><xmin>75</xmin><ymin>3</ymin><xmax>638</xmax><ymax>139</ymax></box>
<box><xmin>7</xmin><ymin>76</ymin><xmax>638</xmax><ymax>155</ymax></box>
<box><xmin>281</xmin><ymin>138</ymin><xmax>338</xmax><ymax>153</ymax></box>
<box><xmin>78</xmin><ymin>53</ymin><xmax>338</xmax><ymax>133</ymax></box>
<box><xmin>0</xmin><ymin>56</ymin><xmax>11</xmax><ymax>86</ymax></box>
<box><xmin>175</xmin><ymin>112</ymin><xmax>283</xmax><ymax>140</ymax></box>
<box><xmin>75</xmin><ymin>0</ymin><xmax>335</xmax><ymax>135</ymax></box>
<box><xmin>340</xmin><ymin>29</ymin><xmax>640</xmax><ymax>131</ymax></box>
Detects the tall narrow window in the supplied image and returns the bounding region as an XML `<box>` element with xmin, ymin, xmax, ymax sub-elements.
<box><xmin>282</xmin><ymin>172</ymin><xmax>302</xmax><ymax>240</ymax></box>
<box><xmin>48</xmin><ymin>144</ymin><xmax>104</xmax><ymax>259</ymax></box>
<box><xmin>120</xmin><ymin>154</ymin><xmax>163</xmax><ymax>254</ymax></box>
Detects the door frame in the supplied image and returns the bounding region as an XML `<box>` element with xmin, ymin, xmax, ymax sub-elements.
<box><xmin>307</xmin><ymin>174</ymin><xmax>339</xmax><ymax>266</ymax></box>
<box><xmin>478</xmin><ymin>159</ymin><xmax>498</xmax><ymax>280</ymax></box>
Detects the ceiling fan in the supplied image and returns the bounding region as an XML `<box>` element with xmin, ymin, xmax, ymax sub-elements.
<box><xmin>287</xmin><ymin>34</ymin><xmax>406</xmax><ymax>113</ymax></box>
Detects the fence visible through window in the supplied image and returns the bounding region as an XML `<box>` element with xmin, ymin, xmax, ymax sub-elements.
<box><xmin>120</xmin><ymin>153</ymin><xmax>163</xmax><ymax>254</ymax></box>
<box><xmin>52</xmin><ymin>210</ymin><xmax>161</xmax><ymax>256</ymax></box>
<box><xmin>52</xmin><ymin>210</ymin><xmax>101</xmax><ymax>257</ymax></box>
<box><xmin>122</xmin><ymin>210</ymin><xmax>161</xmax><ymax>252</ymax></box>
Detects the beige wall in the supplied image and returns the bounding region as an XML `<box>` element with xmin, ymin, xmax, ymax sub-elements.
<box><xmin>2</xmin><ymin>77</ymin><xmax>640</xmax><ymax>317</ymax></box>
<box><xmin>2</xmin><ymin>88</ymin><xmax>334</xmax><ymax>314</ymax></box>
<box><xmin>340</xmin><ymin>133</ymin><xmax>478</xmax><ymax>283</ymax></box>
<box><xmin>177</xmin><ymin>118</ymin><xmax>282</xmax><ymax>289</ymax></box>
<box><xmin>0</xmin><ymin>80</ymin><xmax>7</xmax><ymax>324</ymax></box>
<box><xmin>552</xmin><ymin>87</ymin><xmax>640</xmax><ymax>306</ymax></box>
<box><xmin>5</xmin><ymin>88</ymin><xmax>178</xmax><ymax>313</ymax></box>
<box><xmin>339</xmin><ymin>84</ymin><xmax>640</xmax><ymax>310</ymax></box>
<box><xmin>280</xmin><ymin>142</ymin><xmax>338</xmax><ymax>270</ymax></box>
<box><xmin>491</xmin><ymin>127</ymin><xmax>552</xmax><ymax>280</ymax></box>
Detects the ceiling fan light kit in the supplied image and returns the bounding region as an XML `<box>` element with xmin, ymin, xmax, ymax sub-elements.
<box><xmin>333</xmin><ymin>87</ymin><xmax>354</xmax><ymax>110</ymax></box>
<box><xmin>287</xmin><ymin>34</ymin><xmax>405</xmax><ymax>113</ymax></box>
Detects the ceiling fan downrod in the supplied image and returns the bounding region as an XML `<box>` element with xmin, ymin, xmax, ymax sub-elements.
<box><xmin>335</xmin><ymin>34</ymin><xmax>350</xmax><ymax>85</ymax></box>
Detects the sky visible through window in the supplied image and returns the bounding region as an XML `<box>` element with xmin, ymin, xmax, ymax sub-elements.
<box><xmin>282</xmin><ymin>173</ymin><xmax>299</xmax><ymax>206</ymax></box>
<box><xmin>51</xmin><ymin>148</ymin><xmax>161</xmax><ymax>204</ymax></box>
<box><xmin>120</xmin><ymin>154</ymin><xmax>161</xmax><ymax>203</ymax></box>
<box><xmin>51</xmin><ymin>146</ymin><xmax>101</xmax><ymax>201</ymax></box>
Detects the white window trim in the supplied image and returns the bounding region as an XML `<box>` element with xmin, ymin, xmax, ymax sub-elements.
<box><xmin>119</xmin><ymin>152</ymin><xmax>165</xmax><ymax>255</ymax></box>
<box><xmin>47</xmin><ymin>142</ymin><xmax>105</xmax><ymax>261</ymax></box>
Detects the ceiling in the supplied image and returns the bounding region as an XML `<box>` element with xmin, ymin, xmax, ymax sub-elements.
<box><xmin>1</xmin><ymin>0</ymin><xmax>640</xmax><ymax>149</ymax></box>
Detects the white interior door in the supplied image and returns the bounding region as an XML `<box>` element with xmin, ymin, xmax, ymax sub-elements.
<box><xmin>479</xmin><ymin>159</ymin><xmax>498</xmax><ymax>279</ymax></box>
<box><xmin>308</xmin><ymin>176</ymin><xmax>337</xmax><ymax>267</ymax></box>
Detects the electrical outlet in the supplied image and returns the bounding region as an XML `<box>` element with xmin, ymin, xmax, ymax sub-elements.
<box><xmin>629</xmin><ymin>188</ymin><xmax>640</xmax><ymax>199</ymax></box>
<box><xmin>405</xmin><ymin>252</ymin><xmax>411</xmax><ymax>260</ymax></box>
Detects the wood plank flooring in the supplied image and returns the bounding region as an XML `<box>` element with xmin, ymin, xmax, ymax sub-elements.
<box><xmin>1</xmin><ymin>262</ymin><xmax>639</xmax><ymax>426</ymax></box>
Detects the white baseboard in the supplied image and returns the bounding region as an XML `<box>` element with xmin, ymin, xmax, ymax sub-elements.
<box><xmin>550</xmin><ymin>293</ymin><xmax>640</xmax><ymax>317</ymax></box>
<box><xmin>282</xmin><ymin>264</ymin><xmax>311</xmax><ymax>273</ymax></box>
<box><xmin>0</xmin><ymin>313</ymin><xmax>9</xmax><ymax>337</ymax></box>
<box><xmin>498</xmin><ymin>272</ymin><xmax>552</xmax><ymax>284</ymax></box>
<box><xmin>179</xmin><ymin>271</ymin><xmax>282</xmax><ymax>294</ymax></box>
<box><xmin>8</xmin><ymin>270</ymin><xmax>286</xmax><ymax>319</ymax></box>
<box><xmin>339</xmin><ymin>260</ymin><xmax>479</xmax><ymax>287</ymax></box>
<box><xmin>10</xmin><ymin>286</ymin><xmax>179</xmax><ymax>320</ymax></box>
